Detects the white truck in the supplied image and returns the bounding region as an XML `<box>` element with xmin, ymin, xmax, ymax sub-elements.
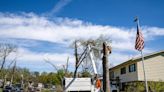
<box><xmin>63</xmin><ymin>77</ymin><xmax>117</xmax><ymax>92</ymax></box>
<box><xmin>63</xmin><ymin>44</ymin><xmax>117</xmax><ymax>92</ymax></box>
<box><xmin>63</xmin><ymin>78</ymin><xmax>95</xmax><ymax>92</ymax></box>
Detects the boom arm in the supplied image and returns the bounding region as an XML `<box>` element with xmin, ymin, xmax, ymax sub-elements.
<box><xmin>88</xmin><ymin>44</ymin><xmax>98</xmax><ymax>74</ymax></box>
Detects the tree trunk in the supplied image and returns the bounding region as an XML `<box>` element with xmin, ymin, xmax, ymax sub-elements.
<box><xmin>74</xmin><ymin>41</ymin><xmax>79</xmax><ymax>78</ymax></box>
<box><xmin>11</xmin><ymin>60</ymin><xmax>16</xmax><ymax>85</ymax></box>
<box><xmin>74</xmin><ymin>67</ymin><xmax>78</xmax><ymax>78</ymax></box>
<box><xmin>1</xmin><ymin>56</ymin><xmax>6</xmax><ymax>88</ymax></box>
<box><xmin>102</xmin><ymin>42</ymin><xmax>110</xmax><ymax>92</ymax></box>
<box><xmin>0</xmin><ymin>56</ymin><xmax>6</xmax><ymax>71</ymax></box>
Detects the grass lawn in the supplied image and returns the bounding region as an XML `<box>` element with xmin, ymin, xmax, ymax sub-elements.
<box><xmin>41</xmin><ymin>88</ymin><xmax>51</xmax><ymax>92</ymax></box>
<box><xmin>0</xmin><ymin>88</ymin><xmax>2</xmax><ymax>92</ymax></box>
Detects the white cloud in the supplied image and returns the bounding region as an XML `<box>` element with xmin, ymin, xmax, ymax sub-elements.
<box><xmin>143</xmin><ymin>27</ymin><xmax>164</xmax><ymax>37</ymax></box>
<box><xmin>46</xmin><ymin>0</ymin><xmax>72</xmax><ymax>16</ymax></box>
<box><xmin>109</xmin><ymin>52</ymin><xmax>132</xmax><ymax>65</ymax></box>
<box><xmin>0</xmin><ymin>12</ymin><xmax>163</xmax><ymax>71</ymax></box>
<box><xmin>1</xmin><ymin>13</ymin><xmax>162</xmax><ymax>50</ymax></box>
<box><xmin>17</xmin><ymin>47</ymin><xmax>74</xmax><ymax>64</ymax></box>
<box><xmin>7</xmin><ymin>47</ymin><xmax>75</xmax><ymax>72</ymax></box>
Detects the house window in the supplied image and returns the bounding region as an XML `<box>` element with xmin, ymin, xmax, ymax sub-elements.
<box><xmin>129</xmin><ymin>64</ymin><xmax>136</xmax><ymax>72</ymax></box>
<box><xmin>121</xmin><ymin>83</ymin><xmax>126</xmax><ymax>91</ymax></box>
<box><xmin>120</xmin><ymin>67</ymin><xmax>126</xmax><ymax>74</ymax></box>
<box><xmin>110</xmin><ymin>71</ymin><xmax>114</xmax><ymax>79</ymax></box>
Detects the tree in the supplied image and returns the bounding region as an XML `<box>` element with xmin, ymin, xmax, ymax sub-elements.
<box><xmin>102</xmin><ymin>42</ymin><xmax>111</xmax><ymax>92</ymax></box>
<box><xmin>34</xmin><ymin>71</ymin><xmax>40</xmax><ymax>77</ymax></box>
<box><xmin>0</xmin><ymin>42</ymin><xmax>17</xmax><ymax>88</ymax></box>
<box><xmin>81</xmin><ymin>71</ymin><xmax>91</xmax><ymax>77</ymax></box>
<box><xmin>72</xmin><ymin>36</ymin><xmax>111</xmax><ymax>76</ymax></box>
<box><xmin>74</xmin><ymin>36</ymin><xmax>112</xmax><ymax>92</ymax></box>
<box><xmin>43</xmin><ymin>56</ymin><xmax>72</xmax><ymax>89</ymax></box>
<box><xmin>0</xmin><ymin>43</ymin><xmax>17</xmax><ymax>71</ymax></box>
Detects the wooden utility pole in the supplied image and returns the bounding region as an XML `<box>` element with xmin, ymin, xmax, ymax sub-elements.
<box><xmin>102</xmin><ymin>42</ymin><xmax>110</xmax><ymax>92</ymax></box>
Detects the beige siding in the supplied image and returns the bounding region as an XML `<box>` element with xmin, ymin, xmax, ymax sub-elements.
<box><xmin>137</xmin><ymin>55</ymin><xmax>164</xmax><ymax>81</ymax></box>
<box><xmin>112</xmin><ymin>63</ymin><xmax>138</xmax><ymax>82</ymax></box>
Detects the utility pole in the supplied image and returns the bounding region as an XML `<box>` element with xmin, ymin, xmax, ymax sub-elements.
<box><xmin>102</xmin><ymin>42</ymin><xmax>110</xmax><ymax>92</ymax></box>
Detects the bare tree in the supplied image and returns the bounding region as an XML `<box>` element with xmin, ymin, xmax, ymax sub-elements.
<box><xmin>72</xmin><ymin>36</ymin><xmax>112</xmax><ymax>92</ymax></box>
<box><xmin>44</xmin><ymin>57</ymin><xmax>59</xmax><ymax>72</ymax></box>
<box><xmin>44</xmin><ymin>56</ymin><xmax>70</xmax><ymax>76</ymax></box>
<box><xmin>10</xmin><ymin>59</ymin><xmax>17</xmax><ymax>85</ymax></box>
<box><xmin>73</xmin><ymin>36</ymin><xmax>111</xmax><ymax>76</ymax></box>
<box><xmin>65</xmin><ymin>57</ymin><xmax>69</xmax><ymax>77</ymax></box>
<box><xmin>0</xmin><ymin>42</ymin><xmax>17</xmax><ymax>88</ymax></box>
<box><xmin>74</xmin><ymin>41</ymin><xmax>79</xmax><ymax>78</ymax></box>
<box><xmin>0</xmin><ymin>43</ymin><xmax>17</xmax><ymax>71</ymax></box>
<box><xmin>73</xmin><ymin>40</ymin><xmax>88</xmax><ymax>78</ymax></box>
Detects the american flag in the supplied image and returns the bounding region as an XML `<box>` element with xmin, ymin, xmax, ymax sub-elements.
<box><xmin>135</xmin><ymin>22</ymin><xmax>144</xmax><ymax>51</ymax></box>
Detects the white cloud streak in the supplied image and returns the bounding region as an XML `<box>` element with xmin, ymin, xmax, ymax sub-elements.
<box><xmin>0</xmin><ymin>13</ymin><xmax>163</xmax><ymax>51</ymax></box>
<box><xmin>0</xmin><ymin>12</ymin><xmax>163</xmax><ymax>71</ymax></box>
<box><xmin>46</xmin><ymin>0</ymin><xmax>72</xmax><ymax>16</ymax></box>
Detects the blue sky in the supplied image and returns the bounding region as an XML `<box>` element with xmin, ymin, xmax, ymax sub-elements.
<box><xmin>0</xmin><ymin>0</ymin><xmax>164</xmax><ymax>72</ymax></box>
<box><xmin>0</xmin><ymin>0</ymin><xmax>164</xmax><ymax>27</ymax></box>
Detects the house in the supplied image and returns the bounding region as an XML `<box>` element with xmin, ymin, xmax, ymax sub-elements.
<box><xmin>109</xmin><ymin>50</ymin><xmax>164</xmax><ymax>91</ymax></box>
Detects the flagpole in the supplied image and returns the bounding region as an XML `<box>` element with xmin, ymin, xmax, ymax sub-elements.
<box><xmin>140</xmin><ymin>50</ymin><xmax>149</xmax><ymax>92</ymax></box>
<box><xmin>134</xmin><ymin>17</ymin><xmax>149</xmax><ymax>92</ymax></box>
